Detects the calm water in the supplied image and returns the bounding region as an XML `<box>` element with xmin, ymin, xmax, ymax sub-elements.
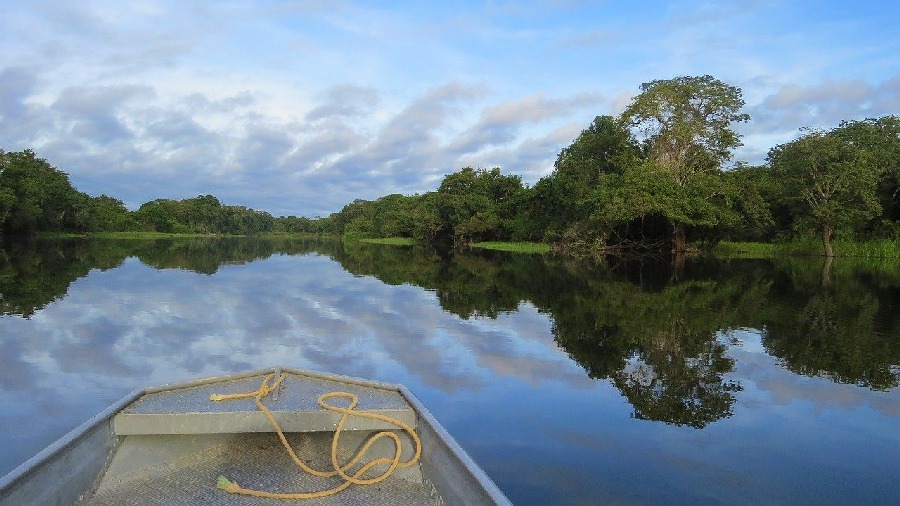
<box><xmin>1</xmin><ymin>238</ymin><xmax>898</xmax><ymax>504</ymax></box>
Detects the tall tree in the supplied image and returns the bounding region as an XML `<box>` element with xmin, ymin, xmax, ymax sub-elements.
<box><xmin>834</xmin><ymin>116</ymin><xmax>900</xmax><ymax>235</ymax></box>
<box><xmin>436</xmin><ymin>167</ymin><xmax>524</xmax><ymax>245</ymax></box>
<box><xmin>768</xmin><ymin>127</ymin><xmax>881</xmax><ymax>256</ymax></box>
<box><xmin>0</xmin><ymin>149</ymin><xmax>84</xmax><ymax>235</ymax></box>
<box><xmin>620</xmin><ymin>75</ymin><xmax>749</xmax><ymax>252</ymax></box>
<box><xmin>536</xmin><ymin>115</ymin><xmax>642</xmax><ymax>243</ymax></box>
<box><xmin>79</xmin><ymin>194</ymin><xmax>135</xmax><ymax>232</ymax></box>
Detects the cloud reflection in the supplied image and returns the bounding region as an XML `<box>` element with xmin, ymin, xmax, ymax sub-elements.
<box><xmin>0</xmin><ymin>251</ymin><xmax>583</xmax><ymax>475</ymax></box>
<box><xmin>2</xmin><ymin>246</ymin><xmax>899</xmax><ymax>504</ymax></box>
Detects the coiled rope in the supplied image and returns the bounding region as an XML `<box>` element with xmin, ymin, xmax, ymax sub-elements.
<box><xmin>210</xmin><ymin>372</ymin><xmax>422</xmax><ymax>499</ymax></box>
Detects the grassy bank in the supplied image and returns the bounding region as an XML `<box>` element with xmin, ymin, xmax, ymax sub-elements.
<box><xmin>470</xmin><ymin>241</ymin><xmax>551</xmax><ymax>254</ymax></box>
<box><xmin>358</xmin><ymin>237</ymin><xmax>419</xmax><ymax>245</ymax></box>
<box><xmin>713</xmin><ymin>239</ymin><xmax>900</xmax><ymax>259</ymax></box>
<box><xmin>96</xmin><ymin>231</ymin><xmax>238</xmax><ymax>239</ymax></box>
<box><xmin>38</xmin><ymin>231</ymin><xmax>227</xmax><ymax>239</ymax></box>
<box><xmin>710</xmin><ymin>242</ymin><xmax>778</xmax><ymax>258</ymax></box>
<box><xmin>37</xmin><ymin>231</ymin><xmax>337</xmax><ymax>240</ymax></box>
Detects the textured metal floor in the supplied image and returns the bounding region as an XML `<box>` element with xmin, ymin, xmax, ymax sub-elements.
<box><xmin>84</xmin><ymin>431</ymin><xmax>440</xmax><ymax>505</ymax></box>
<box><xmin>115</xmin><ymin>371</ymin><xmax>415</xmax><ymax>435</ymax></box>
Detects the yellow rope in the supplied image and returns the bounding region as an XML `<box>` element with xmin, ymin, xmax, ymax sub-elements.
<box><xmin>209</xmin><ymin>372</ymin><xmax>421</xmax><ymax>500</ymax></box>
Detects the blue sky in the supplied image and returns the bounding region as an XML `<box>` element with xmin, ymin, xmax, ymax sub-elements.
<box><xmin>1</xmin><ymin>1</ymin><xmax>898</xmax><ymax>217</ymax></box>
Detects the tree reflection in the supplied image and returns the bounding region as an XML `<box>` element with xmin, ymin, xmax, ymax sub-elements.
<box><xmin>0</xmin><ymin>238</ymin><xmax>127</xmax><ymax>317</ymax></box>
<box><xmin>330</xmin><ymin>241</ymin><xmax>534</xmax><ymax>319</ymax></box>
<box><xmin>544</xmin><ymin>263</ymin><xmax>764</xmax><ymax>428</ymax></box>
<box><xmin>335</xmin><ymin>247</ymin><xmax>766</xmax><ymax>428</ymax></box>
<box><xmin>762</xmin><ymin>259</ymin><xmax>900</xmax><ymax>391</ymax></box>
<box><xmin>2</xmin><ymin>237</ymin><xmax>898</xmax><ymax>427</ymax></box>
<box><xmin>612</xmin><ymin>334</ymin><xmax>742</xmax><ymax>429</ymax></box>
<box><xmin>0</xmin><ymin>237</ymin><xmax>332</xmax><ymax>317</ymax></box>
<box><xmin>334</xmin><ymin>245</ymin><xmax>899</xmax><ymax>421</ymax></box>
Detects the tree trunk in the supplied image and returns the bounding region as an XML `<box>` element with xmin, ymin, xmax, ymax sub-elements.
<box><xmin>672</xmin><ymin>251</ymin><xmax>686</xmax><ymax>280</ymax></box>
<box><xmin>821</xmin><ymin>255</ymin><xmax>833</xmax><ymax>288</ymax></box>
<box><xmin>673</xmin><ymin>222</ymin><xmax>687</xmax><ymax>253</ymax></box>
<box><xmin>822</xmin><ymin>226</ymin><xmax>834</xmax><ymax>257</ymax></box>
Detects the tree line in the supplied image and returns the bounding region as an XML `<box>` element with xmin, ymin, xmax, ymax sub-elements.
<box><xmin>325</xmin><ymin>76</ymin><xmax>899</xmax><ymax>257</ymax></box>
<box><xmin>0</xmin><ymin>149</ymin><xmax>323</xmax><ymax>237</ymax></box>
<box><xmin>3</xmin><ymin>75</ymin><xmax>899</xmax><ymax>256</ymax></box>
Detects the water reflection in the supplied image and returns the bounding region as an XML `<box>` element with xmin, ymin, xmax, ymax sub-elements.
<box><xmin>0</xmin><ymin>237</ymin><xmax>334</xmax><ymax>317</ymax></box>
<box><xmin>761</xmin><ymin>259</ymin><xmax>900</xmax><ymax>390</ymax></box>
<box><xmin>2</xmin><ymin>239</ymin><xmax>899</xmax><ymax>403</ymax></box>
<box><xmin>1</xmin><ymin>239</ymin><xmax>899</xmax><ymax>503</ymax></box>
<box><xmin>326</xmin><ymin>245</ymin><xmax>899</xmax><ymax>425</ymax></box>
<box><xmin>329</xmin><ymin>244</ymin><xmax>900</xmax><ymax>394</ymax></box>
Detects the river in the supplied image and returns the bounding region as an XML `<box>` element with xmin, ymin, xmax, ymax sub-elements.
<box><xmin>1</xmin><ymin>237</ymin><xmax>898</xmax><ymax>504</ymax></box>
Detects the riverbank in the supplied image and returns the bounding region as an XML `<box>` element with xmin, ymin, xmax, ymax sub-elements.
<box><xmin>356</xmin><ymin>237</ymin><xmax>552</xmax><ymax>253</ymax></box>
<box><xmin>713</xmin><ymin>239</ymin><xmax>900</xmax><ymax>259</ymax></box>
<box><xmin>36</xmin><ymin>231</ymin><xmax>333</xmax><ymax>240</ymax></box>
<box><xmin>470</xmin><ymin>241</ymin><xmax>550</xmax><ymax>254</ymax></box>
<box><xmin>358</xmin><ymin>237</ymin><xmax>419</xmax><ymax>245</ymax></box>
<box><xmin>34</xmin><ymin>232</ymin><xmax>900</xmax><ymax>260</ymax></box>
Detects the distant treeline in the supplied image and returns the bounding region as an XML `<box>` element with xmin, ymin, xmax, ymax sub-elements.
<box><xmin>0</xmin><ymin>149</ymin><xmax>324</xmax><ymax>237</ymax></box>
<box><xmin>2</xmin><ymin>75</ymin><xmax>898</xmax><ymax>256</ymax></box>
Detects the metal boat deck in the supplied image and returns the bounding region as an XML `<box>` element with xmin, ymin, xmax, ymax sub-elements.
<box><xmin>114</xmin><ymin>370</ymin><xmax>416</xmax><ymax>435</ymax></box>
<box><xmin>85</xmin><ymin>432</ymin><xmax>435</xmax><ymax>505</ymax></box>
<box><xmin>0</xmin><ymin>367</ymin><xmax>511</xmax><ymax>506</ymax></box>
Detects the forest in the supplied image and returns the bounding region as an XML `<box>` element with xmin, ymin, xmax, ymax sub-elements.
<box><xmin>2</xmin><ymin>75</ymin><xmax>898</xmax><ymax>257</ymax></box>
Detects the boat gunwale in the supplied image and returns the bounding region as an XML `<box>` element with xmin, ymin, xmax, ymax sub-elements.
<box><xmin>398</xmin><ymin>384</ymin><xmax>511</xmax><ymax>506</ymax></box>
<box><xmin>0</xmin><ymin>389</ymin><xmax>142</xmax><ymax>493</ymax></box>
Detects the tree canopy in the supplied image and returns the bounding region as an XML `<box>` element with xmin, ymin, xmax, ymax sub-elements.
<box><xmin>769</xmin><ymin>127</ymin><xmax>881</xmax><ymax>256</ymax></box>
<box><xmin>3</xmin><ymin>74</ymin><xmax>899</xmax><ymax>258</ymax></box>
<box><xmin>618</xmin><ymin>75</ymin><xmax>750</xmax><ymax>253</ymax></box>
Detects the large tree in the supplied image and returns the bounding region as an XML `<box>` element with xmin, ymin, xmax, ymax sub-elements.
<box><xmin>436</xmin><ymin>167</ymin><xmax>524</xmax><ymax>245</ymax></box>
<box><xmin>768</xmin><ymin>126</ymin><xmax>881</xmax><ymax>256</ymax></box>
<box><xmin>534</xmin><ymin>115</ymin><xmax>642</xmax><ymax>244</ymax></box>
<box><xmin>620</xmin><ymin>75</ymin><xmax>749</xmax><ymax>253</ymax></box>
<box><xmin>836</xmin><ymin>116</ymin><xmax>900</xmax><ymax>234</ymax></box>
<box><xmin>0</xmin><ymin>149</ymin><xmax>85</xmax><ymax>235</ymax></box>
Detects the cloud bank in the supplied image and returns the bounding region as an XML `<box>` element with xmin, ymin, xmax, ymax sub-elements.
<box><xmin>1</xmin><ymin>1</ymin><xmax>898</xmax><ymax>216</ymax></box>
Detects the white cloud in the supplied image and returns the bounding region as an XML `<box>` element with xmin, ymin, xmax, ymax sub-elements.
<box><xmin>305</xmin><ymin>84</ymin><xmax>381</xmax><ymax>121</ymax></box>
<box><xmin>1</xmin><ymin>1</ymin><xmax>899</xmax><ymax>214</ymax></box>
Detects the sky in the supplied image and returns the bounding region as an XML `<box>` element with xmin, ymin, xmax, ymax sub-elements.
<box><xmin>1</xmin><ymin>0</ymin><xmax>898</xmax><ymax>218</ymax></box>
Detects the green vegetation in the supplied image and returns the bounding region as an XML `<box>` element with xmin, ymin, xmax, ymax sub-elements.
<box><xmin>824</xmin><ymin>239</ymin><xmax>900</xmax><ymax>258</ymax></box>
<box><xmin>768</xmin><ymin>119</ymin><xmax>894</xmax><ymax>257</ymax></box>
<box><xmin>359</xmin><ymin>237</ymin><xmax>419</xmax><ymax>245</ymax></box>
<box><xmin>716</xmin><ymin>239</ymin><xmax>900</xmax><ymax>259</ymax></box>
<box><xmin>711</xmin><ymin>242</ymin><xmax>779</xmax><ymax>258</ymax></box>
<box><xmin>102</xmin><ymin>231</ymin><xmax>233</xmax><ymax>239</ymax></box>
<box><xmin>3</xmin><ymin>75</ymin><xmax>899</xmax><ymax>259</ymax></box>
<box><xmin>470</xmin><ymin>241</ymin><xmax>550</xmax><ymax>254</ymax></box>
